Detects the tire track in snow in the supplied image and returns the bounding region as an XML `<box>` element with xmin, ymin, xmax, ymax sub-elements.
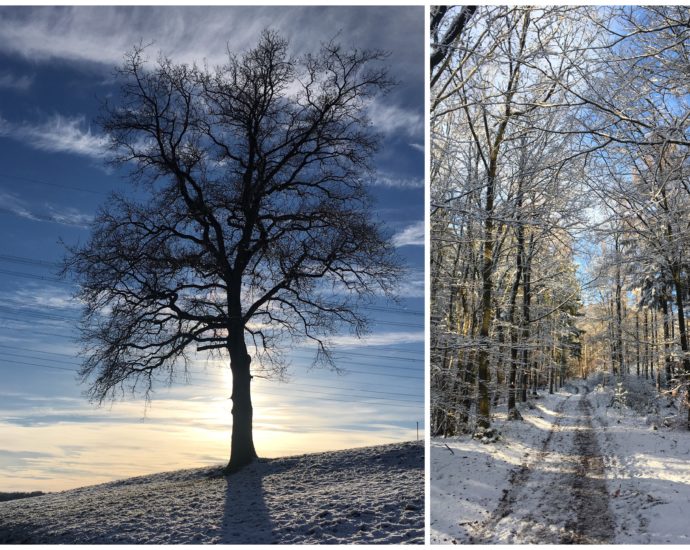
<box><xmin>560</xmin><ymin>392</ymin><xmax>614</xmax><ymax>543</ymax></box>
<box><xmin>470</xmin><ymin>387</ymin><xmax>614</xmax><ymax>544</ymax></box>
<box><xmin>469</xmin><ymin>394</ymin><xmax>571</xmax><ymax>543</ymax></box>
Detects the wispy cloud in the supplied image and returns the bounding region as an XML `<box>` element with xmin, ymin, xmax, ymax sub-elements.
<box><xmin>397</xmin><ymin>277</ymin><xmax>424</xmax><ymax>299</ymax></box>
<box><xmin>368</xmin><ymin>100</ymin><xmax>423</xmax><ymax>139</ymax></box>
<box><xmin>372</xmin><ymin>172</ymin><xmax>424</xmax><ymax>189</ymax></box>
<box><xmin>0</xmin><ymin>72</ymin><xmax>33</xmax><ymax>90</ymax></box>
<box><xmin>45</xmin><ymin>204</ymin><xmax>94</xmax><ymax>227</ymax></box>
<box><xmin>408</xmin><ymin>142</ymin><xmax>424</xmax><ymax>153</ymax></box>
<box><xmin>0</xmin><ymin>191</ymin><xmax>38</xmax><ymax>222</ymax></box>
<box><xmin>0</xmin><ymin>114</ymin><xmax>109</xmax><ymax>159</ymax></box>
<box><xmin>330</xmin><ymin>330</ymin><xmax>424</xmax><ymax>347</ymax></box>
<box><xmin>0</xmin><ymin>286</ymin><xmax>80</xmax><ymax>311</ymax></box>
<box><xmin>392</xmin><ymin>221</ymin><xmax>425</xmax><ymax>247</ymax></box>
<box><xmin>0</xmin><ymin>190</ymin><xmax>93</xmax><ymax>227</ymax></box>
<box><xmin>0</xmin><ymin>7</ymin><xmax>421</xmax><ymax>72</ymax></box>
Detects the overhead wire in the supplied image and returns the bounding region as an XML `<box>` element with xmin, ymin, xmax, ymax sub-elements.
<box><xmin>0</xmin><ymin>344</ymin><xmax>421</xmax><ymax>398</ymax></box>
<box><xmin>0</xmin><ymin>359</ymin><xmax>421</xmax><ymax>408</ymax></box>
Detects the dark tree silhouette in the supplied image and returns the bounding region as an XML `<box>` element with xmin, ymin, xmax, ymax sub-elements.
<box><xmin>63</xmin><ymin>30</ymin><xmax>401</xmax><ymax>472</ymax></box>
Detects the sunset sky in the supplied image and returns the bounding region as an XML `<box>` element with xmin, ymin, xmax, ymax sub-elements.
<box><xmin>0</xmin><ymin>6</ymin><xmax>424</xmax><ymax>492</ymax></box>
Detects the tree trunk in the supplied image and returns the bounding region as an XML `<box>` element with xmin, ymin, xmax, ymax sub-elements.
<box><xmin>614</xmin><ymin>240</ymin><xmax>625</xmax><ymax>375</ymax></box>
<box><xmin>523</xmin><ymin>235</ymin><xmax>534</xmax><ymax>400</ymax></box>
<box><xmin>671</xmin><ymin>268</ymin><xmax>690</xmax><ymax>428</ymax></box>
<box><xmin>635</xmin><ymin>311</ymin><xmax>641</xmax><ymax>377</ymax></box>
<box><xmin>226</xmin><ymin>329</ymin><xmax>258</xmax><ymax>472</ymax></box>
<box><xmin>560</xmin><ymin>342</ymin><xmax>567</xmax><ymax>388</ymax></box>
<box><xmin>472</xmin><ymin>11</ymin><xmax>528</xmax><ymax>429</ymax></box>
<box><xmin>661</xmin><ymin>298</ymin><xmax>671</xmax><ymax>389</ymax></box>
<box><xmin>651</xmin><ymin>308</ymin><xmax>656</xmax><ymax>381</ymax></box>
<box><xmin>476</xmin><ymin>169</ymin><xmax>496</xmax><ymax>430</ymax></box>
<box><xmin>507</xmin><ymin>165</ymin><xmax>526</xmax><ymax>418</ymax></box>
<box><xmin>644</xmin><ymin>308</ymin><xmax>650</xmax><ymax>380</ymax></box>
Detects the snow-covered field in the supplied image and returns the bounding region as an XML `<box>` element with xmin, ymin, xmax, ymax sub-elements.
<box><xmin>431</xmin><ymin>378</ymin><xmax>690</xmax><ymax>544</ymax></box>
<box><xmin>0</xmin><ymin>441</ymin><xmax>423</xmax><ymax>544</ymax></box>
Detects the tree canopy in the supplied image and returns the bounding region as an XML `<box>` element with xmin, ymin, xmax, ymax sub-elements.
<box><xmin>64</xmin><ymin>30</ymin><xmax>401</xmax><ymax>470</ymax></box>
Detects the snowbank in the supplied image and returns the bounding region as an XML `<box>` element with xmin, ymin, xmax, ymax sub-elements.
<box><xmin>0</xmin><ymin>441</ymin><xmax>423</xmax><ymax>544</ymax></box>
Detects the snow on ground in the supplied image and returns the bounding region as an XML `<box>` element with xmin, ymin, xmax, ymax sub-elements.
<box><xmin>431</xmin><ymin>389</ymin><xmax>575</xmax><ymax>544</ymax></box>
<box><xmin>0</xmin><ymin>441</ymin><xmax>423</xmax><ymax>544</ymax></box>
<box><xmin>432</xmin><ymin>377</ymin><xmax>690</xmax><ymax>544</ymax></box>
<box><xmin>591</xmin><ymin>375</ymin><xmax>690</xmax><ymax>544</ymax></box>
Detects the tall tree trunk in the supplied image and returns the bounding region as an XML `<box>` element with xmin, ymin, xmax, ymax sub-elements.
<box><xmin>472</xmin><ymin>10</ymin><xmax>529</xmax><ymax>430</ymax></box>
<box><xmin>226</xmin><ymin>327</ymin><xmax>258</xmax><ymax>472</ymax></box>
<box><xmin>644</xmin><ymin>308</ymin><xmax>650</xmax><ymax>380</ymax></box>
<box><xmin>651</xmin><ymin>308</ymin><xmax>656</xmax><ymax>381</ymax></box>
<box><xmin>672</xmin><ymin>268</ymin><xmax>690</xmax><ymax>428</ymax></box>
<box><xmin>615</xmin><ymin>240</ymin><xmax>625</xmax><ymax>375</ymax></box>
<box><xmin>507</xmin><ymin>213</ymin><xmax>524</xmax><ymax>417</ymax></box>
<box><xmin>560</xmin><ymin>341</ymin><xmax>567</xmax><ymax>388</ymax></box>
<box><xmin>476</xmin><ymin>181</ymin><xmax>494</xmax><ymax>429</ymax></box>
<box><xmin>460</xmin><ymin>353</ymin><xmax>475</xmax><ymax>431</ymax></box>
<box><xmin>494</xmin><ymin>319</ymin><xmax>505</xmax><ymax>407</ymax></box>
<box><xmin>636</xmin><ymin>311</ymin><xmax>641</xmax><ymax>377</ymax></box>
<box><xmin>549</xmin><ymin>329</ymin><xmax>555</xmax><ymax>394</ymax></box>
<box><xmin>523</xmin><ymin>235</ymin><xmax>534</xmax><ymax>400</ymax></box>
<box><xmin>661</xmin><ymin>297</ymin><xmax>671</xmax><ymax>389</ymax></box>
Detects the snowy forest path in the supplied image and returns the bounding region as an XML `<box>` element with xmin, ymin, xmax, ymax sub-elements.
<box><xmin>471</xmin><ymin>386</ymin><xmax>614</xmax><ymax>543</ymax></box>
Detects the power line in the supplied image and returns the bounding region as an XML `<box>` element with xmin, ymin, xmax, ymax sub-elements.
<box><xmin>0</xmin><ymin>256</ymin><xmax>423</xmax><ymax>317</ymax></box>
<box><xmin>359</xmin><ymin>304</ymin><xmax>423</xmax><ymax>316</ymax></box>
<box><xmin>0</xmin><ymin>339</ymin><xmax>422</xmax><ymax>376</ymax></box>
<box><xmin>0</xmin><ymin>254</ymin><xmax>59</xmax><ymax>268</ymax></box>
<box><xmin>0</xmin><ymin>343</ymin><xmax>77</xmax><ymax>359</ymax></box>
<box><xmin>0</xmin><ymin>325</ymin><xmax>422</xmax><ymax>367</ymax></box>
<box><xmin>0</xmin><ymin>343</ymin><xmax>422</xmax><ymax>398</ymax></box>
<box><xmin>0</xmin><ymin>322</ymin><xmax>77</xmax><ymax>339</ymax></box>
<box><xmin>0</xmin><ymin>301</ymin><xmax>421</xmax><ymax>331</ymax></box>
<box><xmin>0</xmin><ymin>305</ymin><xmax>78</xmax><ymax>322</ymax></box>
<box><xmin>0</xmin><ymin>268</ymin><xmax>71</xmax><ymax>285</ymax></box>
<box><xmin>0</xmin><ymin>322</ymin><xmax>422</xmax><ymax>362</ymax></box>
<box><xmin>0</xmin><ymin>360</ymin><xmax>421</xmax><ymax>407</ymax></box>
<box><xmin>0</xmin><ymin>172</ymin><xmax>110</xmax><ymax>196</ymax></box>
<box><xmin>0</xmin><ymin>312</ymin><xmax>423</xmax><ymax>370</ymax></box>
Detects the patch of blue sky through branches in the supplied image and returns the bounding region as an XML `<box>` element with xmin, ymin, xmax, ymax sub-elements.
<box><xmin>0</xmin><ymin>6</ymin><xmax>424</xmax><ymax>492</ymax></box>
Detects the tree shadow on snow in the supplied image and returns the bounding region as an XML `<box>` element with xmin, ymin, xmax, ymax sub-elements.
<box><xmin>221</xmin><ymin>462</ymin><xmax>275</xmax><ymax>544</ymax></box>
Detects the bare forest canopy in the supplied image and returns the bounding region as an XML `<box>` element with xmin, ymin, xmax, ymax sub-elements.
<box><xmin>430</xmin><ymin>5</ymin><xmax>690</xmax><ymax>435</ymax></box>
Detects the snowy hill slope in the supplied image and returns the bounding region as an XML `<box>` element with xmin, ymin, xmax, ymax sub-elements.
<box><xmin>0</xmin><ymin>441</ymin><xmax>423</xmax><ymax>544</ymax></box>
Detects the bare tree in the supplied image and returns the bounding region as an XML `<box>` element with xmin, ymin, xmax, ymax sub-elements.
<box><xmin>63</xmin><ymin>30</ymin><xmax>401</xmax><ymax>471</ymax></box>
<box><xmin>431</xmin><ymin>6</ymin><xmax>591</xmax><ymax>435</ymax></box>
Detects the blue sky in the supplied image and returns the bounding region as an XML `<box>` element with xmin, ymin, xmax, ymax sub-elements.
<box><xmin>0</xmin><ymin>6</ymin><xmax>424</xmax><ymax>492</ymax></box>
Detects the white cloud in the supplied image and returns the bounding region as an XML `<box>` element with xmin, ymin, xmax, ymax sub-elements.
<box><xmin>0</xmin><ymin>191</ymin><xmax>39</xmax><ymax>222</ymax></box>
<box><xmin>1</xmin><ymin>114</ymin><xmax>109</xmax><ymax>159</ymax></box>
<box><xmin>0</xmin><ymin>72</ymin><xmax>33</xmax><ymax>90</ymax></box>
<box><xmin>408</xmin><ymin>142</ymin><xmax>424</xmax><ymax>153</ymax></box>
<box><xmin>45</xmin><ymin>204</ymin><xmax>94</xmax><ymax>227</ymax></box>
<box><xmin>372</xmin><ymin>172</ymin><xmax>424</xmax><ymax>189</ymax></box>
<box><xmin>0</xmin><ymin>7</ymin><xmax>421</xmax><ymax>72</ymax></box>
<box><xmin>0</xmin><ymin>190</ymin><xmax>93</xmax><ymax>227</ymax></box>
<box><xmin>1</xmin><ymin>286</ymin><xmax>80</xmax><ymax>311</ymax></box>
<box><xmin>392</xmin><ymin>221</ymin><xmax>425</xmax><ymax>247</ymax></box>
<box><xmin>0</xmin><ymin>7</ymin><xmax>290</xmax><ymax>68</ymax></box>
<box><xmin>368</xmin><ymin>99</ymin><xmax>423</xmax><ymax>139</ymax></box>
<box><xmin>330</xmin><ymin>330</ymin><xmax>424</xmax><ymax>347</ymax></box>
<box><xmin>396</xmin><ymin>277</ymin><xmax>425</xmax><ymax>299</ymax></box>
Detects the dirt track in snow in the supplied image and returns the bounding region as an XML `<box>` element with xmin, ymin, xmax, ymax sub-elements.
<box><xmin>470</xmin><ymin>385</ymin><xmax>614</xmax><ymax>544</ymax></box>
